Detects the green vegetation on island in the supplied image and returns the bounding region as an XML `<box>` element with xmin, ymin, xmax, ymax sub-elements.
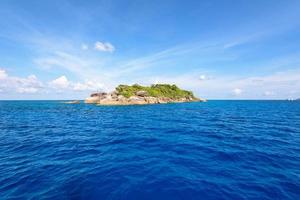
<box><xmin>84</xmin><ymin>84</ymin><xmax>205</xmax><ymax>105</ymax></box>
<box><xmin>116</xmin><ymin>84</ymin><xmax>196</xmax><ymax>99</ymax></box>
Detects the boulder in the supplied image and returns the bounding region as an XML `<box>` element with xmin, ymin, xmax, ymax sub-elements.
<box><xmin>85</xmin><ymin>96</ymin><xmax>100</xmax><ymax>104</ymax></box>
<box><xmin>128</xmin><ymin>96</ymin><xmax>147</xmax><ymax>105</ymax></box>
<box><xmin>178</xmin><ymin>97</ymin><xmax>187</xmax><ymax>102</ymax></box>
<box><xmin>145</xmin><ymin>97</ymin><xmax>158</xmax><ymax>104</ymax></box>
<box><xmin>136</xmin><ymin>90</ymin><xmax>148</xmax><ymax>97</ymax></box>
<box><xmin>91</xmin><ymin>92</ymin><xmax>107</xmax><ymax>97</ymax></box>
<box><xmin>111</xmin><ymin>91</ymin><xmax>119</xmax><ymax>99</ymax></box>
<box><xmin>158</xmin><ymin>97</ymin><xmax>171</xmax><ymax>103</ymax></box>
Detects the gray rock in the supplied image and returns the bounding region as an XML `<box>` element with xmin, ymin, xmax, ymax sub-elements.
<box><xmin>136</xmin><ymin>90</ymin><xmax>148</xmax><ymax>97</ymax></box>
<box><xmin>91</xmin><ymin>92</ymin><xmax>107</xmax><ymax>97</ymax></box>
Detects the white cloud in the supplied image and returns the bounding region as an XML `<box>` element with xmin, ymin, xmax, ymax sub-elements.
<box><xmin>14</xmin><ymin>75</ymin><xmax>43</xmax><ymax>94</ymax></box>
<box><xmin>81</xmin><ymin>43</ymin><xmax>88</xmax><ymax>50</ymax></box>
<box><xmin>0</xmin><ymin>69</ymin><xmax>8</xmax><ymax>79</ymax></box>
<box><xmin>264</xmin><ymin>91</ymin><xmax>275</xmax><ymax>96</ymax></box>
<box><xmin>0</xmin><ymin>69</ymin><xmax>43</xmax><ymax>94</ymax></box>
<box><xmin>48</xmin><ymin>75</ymin><xmax>104</xmax><ymax>92</ymax></box>
<box><xmin>0</xmin><ymin>69</ymin><xmax>104</xmax><ymax>95</ymax></box>
<box><xmin>94</xmin><ymin>41</ymin><xmax>115</xmax><ymax>52</ymax></box>
<box><xmin>0</xmin><ymin>69</ymin><xmax>104</xmax><ymax>97</ymax></box>
<box><xmin>232</xmin><ymin>88</ymin><xmax>243</xmax><ymax>96</ymax></box>
<box><xmin>16</xmin><ymin>87</ymin><xmax>39</xmax><ymax>94</ymax></box>
<box><xmin>198</xmin><ymin>75</ymin><xmax>212</xmax><ymax>81</ymax></box>
<box><xmin>199</xmin><ymin>75</ymin><xmax>206</xmax><ymax>80</ymax></box>
<box><xmin>73</xmin><ymin>81</ymin><xmax>103</xmax><ymax>91</ymax></box>
<box><xmin>49</xmin><ymin>76</ymin><xmax>69</xmax><ymax>89</ymax></box>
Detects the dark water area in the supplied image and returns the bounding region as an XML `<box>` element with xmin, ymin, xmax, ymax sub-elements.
<box><xmin>0</xmin><ymin>100</ymin><xmax>299</xmax><ymax>199</ymax></box>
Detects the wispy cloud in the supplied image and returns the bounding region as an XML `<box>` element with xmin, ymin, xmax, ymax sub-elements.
<box><xmin>223</xmin><ymin>32</ymin><xmax>266</xmax><ymax>49</ymax></box>
<box><xmin>94</xmin><ymin>41</ymin><xmax>115</xmax><ymax>52</ymax></box>
<box><xmin>34</xmin><ymin>51</ymin><xmax>100</xmax><ymax>79</ymax></box>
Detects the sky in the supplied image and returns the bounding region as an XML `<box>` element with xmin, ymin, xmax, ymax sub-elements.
<box><xmin>0</xmin><ymin>0</ymin><xmax>300</xmax><ymax>100</ymax></box>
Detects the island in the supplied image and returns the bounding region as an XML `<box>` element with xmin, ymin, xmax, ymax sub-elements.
<box><xmin>85</xmin><ymin>84</ymin><xmax>206</xmax><ymax>105</ymax></box>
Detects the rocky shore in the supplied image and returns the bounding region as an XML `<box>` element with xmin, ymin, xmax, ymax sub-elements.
<box><xmin>85</xmin><ymin>84</ymin><xmax>206</xmax><ymax>105</ymax></box>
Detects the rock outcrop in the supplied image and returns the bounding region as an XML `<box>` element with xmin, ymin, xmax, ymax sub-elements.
<box><xmin>85</xmin><ymin>84</ymin><xmax>206</xmax><ymax>105</ymax></box>
<box><xmin>84</xmin><ymin>92</ymin><xmax>107</xmax><ymax>104</ymax></box>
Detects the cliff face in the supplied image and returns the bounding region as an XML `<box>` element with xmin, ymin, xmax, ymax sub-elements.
<box><xmin>85</xmin><ymin>84</ymin><xmax>206</xmax><ymax>105</ymax></box>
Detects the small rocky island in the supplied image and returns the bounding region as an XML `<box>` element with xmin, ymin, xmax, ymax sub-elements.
<box><xmin>85</xmin><ymin>84</ymin><xmax>206</xmax><ymax>105</ymax></box>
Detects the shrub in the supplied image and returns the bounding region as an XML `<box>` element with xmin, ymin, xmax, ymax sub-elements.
<box><xmin>116</xmin><ymin>84</ymin><xmax>196</xmax><ymax>99</ymax></box>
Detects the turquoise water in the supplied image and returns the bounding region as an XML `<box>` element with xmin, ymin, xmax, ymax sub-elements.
<box><xmin>0</xmin><ymin>101</ymin><xmax>299</xmax><ymax>199</ymax></box>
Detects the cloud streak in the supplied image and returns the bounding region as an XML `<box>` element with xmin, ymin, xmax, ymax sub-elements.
<box><xmin>94</xmin><ymin>41</ymin><xmax>115</xmax><ymax>52</ymax></box>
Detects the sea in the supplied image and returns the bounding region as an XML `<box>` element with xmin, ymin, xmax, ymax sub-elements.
<box><xmin>0</xmin><ymin>100</ymin><xmax>299</xmax><ymax>200</ymax></box>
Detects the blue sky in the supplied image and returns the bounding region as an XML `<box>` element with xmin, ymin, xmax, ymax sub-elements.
<box><xmin>0</xmin><ymin>0</ymin><xmax>300</xmax><ymax>99</ymax></box>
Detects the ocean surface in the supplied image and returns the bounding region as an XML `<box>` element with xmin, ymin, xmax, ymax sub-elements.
<box><xmin>0</xmin><ymin>100</ymin><xmax>299</xmax><ymax>200</ymax></box>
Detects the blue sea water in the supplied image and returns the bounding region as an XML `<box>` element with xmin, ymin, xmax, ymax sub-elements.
<box><xmin>0</xmin><ymin>100</ymin><xmax>299</xmax><ymax>200</ymax></box>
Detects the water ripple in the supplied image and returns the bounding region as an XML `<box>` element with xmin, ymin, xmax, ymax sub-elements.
<box><xmin>0</xmin><ymin>100</ymin><xmax>299</xmax><ymax>199</ymax></box>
